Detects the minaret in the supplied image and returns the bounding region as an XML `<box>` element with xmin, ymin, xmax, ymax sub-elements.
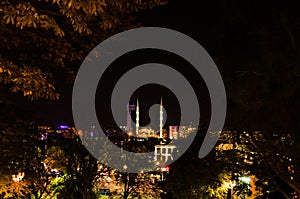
<box><xmin>136</xmin><ymin>99</ymin><xmax>139</xmax><ymax>136</ymax></box>
<box><xmin>159</xmin><ymin>98</ymin><xmax>163</xmax><ymax>138</ymax></box>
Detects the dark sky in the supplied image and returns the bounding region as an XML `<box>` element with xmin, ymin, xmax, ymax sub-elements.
<box><xmin>16</xmin><ymin>0</ymin><xmax>214</xmax><ymax>127</ymax></box>
<box><xmin>12</xmin><ymin>0</ymin><xmax>300</xmax><ymax>130</ymax></box>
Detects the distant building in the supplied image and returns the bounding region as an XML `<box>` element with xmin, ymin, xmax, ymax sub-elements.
<box><xmin>125</xmin><ymin>103</ymin><xmax>136</xmax><ymax>133</ymax></box>
<box><xmin>180</xmin><ymin>126</ymin><xmax>196</xmax><ymax>139</ymax></box>
<box><xmin>169</xmin><ymin>126</ymin><xmax>179</xmax><ymax>140</ymax></box>
<box><xmin>154</xmin><ymin>145</ymin><xmax>176</xmax><ymax>162</ymax></box>
<box><xmin>127</xmin><ymin>99</ymin><xmax>166</xmax><ymax>138</ymax></box>
<box><xmin>137</xmin><ymin>127</ymin><xmax>157</xmax><ymax>138</ymax></box>
<box><xmin>38</xmin><ymin>125</ymin><xmax>77</xmax><ymax>140</ymax></box>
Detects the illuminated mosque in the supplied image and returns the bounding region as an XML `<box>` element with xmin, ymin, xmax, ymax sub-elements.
<box><xmin>125</xmin><ymin>98</ymin><xmax>166</xmax><ymax>139</ymax></box>
<box><xmin>124</xmin><ymin>98</ymin><xmax>177</xmax><ymax>163</ymax></box>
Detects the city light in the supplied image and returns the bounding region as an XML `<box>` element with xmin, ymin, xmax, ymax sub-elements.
<box><xmin>59</xmin><ymin>125</ymin><xmax>68</xmax><ymax>129</ymax></box>
<box><xmin>239</xmin><ymin>176</ymin><xmax>251</xmax><ymax>184</ymax></box>
<box><xmin>225</xmin><ymin>180</ymin><xmax>236</xmax><ymax>199</ymax></box>
<box><xmin>161</xmin><ymin>166</ymin><xmax>170</xmax><ymax>172</ymax></box>
<box><xmin>12</xmin><ymin>172</ymin><xmax>25</xmax><ymax>182</ymax></box>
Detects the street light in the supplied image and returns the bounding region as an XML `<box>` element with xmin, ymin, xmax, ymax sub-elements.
<box><xmin>12</xmin><ymin>172</ymin><xmax>25</xmax><ymax>182</ymax></box>
<box><xmin>239</xmin><ymin>176</ymin><xmax>251</xmax><ymax>184</ymax></box>
<box><xmin>160</xmin><ymin>166</ymin><xmax>170</xmax><ymax>181</ymax></box>
<box><xmin>225</xmin><ymin>179</ymin><xmax>236</xmax><ymax>199</ymax></box>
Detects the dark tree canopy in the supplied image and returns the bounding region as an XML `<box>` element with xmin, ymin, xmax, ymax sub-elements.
<box><xmin>0</xmin><ymin>0</ymin><xmax>166</xmax><ymax>100</ymax></box>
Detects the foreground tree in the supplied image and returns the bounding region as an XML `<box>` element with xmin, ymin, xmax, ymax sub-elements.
<box><xmin>0</xmin><ymin>119</ymin><xmax>52</xmax><ymax>199</ymax></box>
<box><xmin>112</xmin><ymin>171</ymin><xmax>163</xmax><ymax>199</ymax></box>
<box><xmin>0</xmin><ymin>0</ymin><xmax>166</xmax><ymax>100</ymax></box>
<box><xmin>0</xmin><ymin>1</ymin><xmax>167</xmax><ymax>197</ymax></box>
<box><xmin>241</xmin><ymin>131</ymin><xmax>298</xmax><ymax>199</ymax></box>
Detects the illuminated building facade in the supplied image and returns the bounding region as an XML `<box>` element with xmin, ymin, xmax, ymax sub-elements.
<box><xmin>154</xmin><ymin>145</ymin><xmax>177</xmax><ymax>162</ymax></box>
<box><xmin>137</xmin><ymin>127</ymin><xmax>156</xmax><ymax>138</ymax></box>
<box><xmin>169</xmin><ymin>126</ymin><xmax>179</xmax><ymax>140</ymax></box>
<box><xmin>125</xmin><ymin>103</ymin><xmax>136</xmax><ymax>133</ymax></box>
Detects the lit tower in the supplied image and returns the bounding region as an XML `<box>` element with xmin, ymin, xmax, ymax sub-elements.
<box><xmin>159</xmin><ymin>98</ymin><xmax>163</xmax><ymax>138</ymax></box>
<box><xmin>136</xmin><ymin>99</ymin><xmax>139</xmax><ymax>136</ymax></box>
<box><xmin>125</xmin><ymin>103</ymin><xmax>136</xmax><ymax>132</ymax></box>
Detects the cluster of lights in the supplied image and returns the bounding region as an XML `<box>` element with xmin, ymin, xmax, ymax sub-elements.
<box><xmin>161</xmin><ymin>166</ymin><xmax>170</xmax><ymax>172</ymax></box>
<box><xmin>159</xmin><ymin>166</ymin><xmax>170</xmax><ymax>181</ymax></box>
<box><xmin>225</xmin><ymin>179</ymin><xmax>236</xmax><ymax>189</ymax></box>
<box><xmin>12</xmin><ymin>172</ymin><xmax>25</xmax><ymax>182</ymax></box>
<box><xmin>239</xmin><ymin>176</ymin><xmax>251</xmax><ymax>184</ymax></box>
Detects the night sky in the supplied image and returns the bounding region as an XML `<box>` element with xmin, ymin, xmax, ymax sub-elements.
<box><xmin>11</xmin><ymin>0</ymin><xmax>300</xmax><ymax>131</ymax></box>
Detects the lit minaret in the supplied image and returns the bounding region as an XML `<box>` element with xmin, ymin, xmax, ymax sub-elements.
<box><xmin>159</xmin><ymin>98</ymin><xmax>163</xmax><ymax>138</ymax></box>
<box><xmin>136</xmin><ymin>99</ymin><xmax>139</xmax><ymax>135</ymax></box>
